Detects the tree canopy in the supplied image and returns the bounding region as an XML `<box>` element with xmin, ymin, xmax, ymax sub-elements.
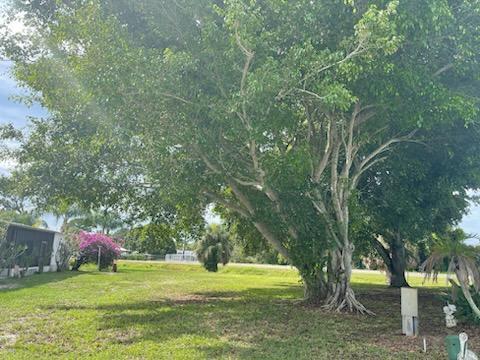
<box><xmin>124</xmin><ymin>223</ymin><xmax>177</xmax><ymax>256</ymax></box>
<box><xmin>1</xmin><ymin>0</ymin><xmax>479</xmax><ymax>312</ymax></box>
<box><xmin>358</xmin><ymin>120</ymin><xmax>480</xmax><ymax>287</ymax></box>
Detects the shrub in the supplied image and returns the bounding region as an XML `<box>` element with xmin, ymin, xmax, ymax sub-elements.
<box><xmin>196</xmin><ymin>225</ymin><xmax>231</xmax><ymax>272</ymax></box>
<box><xmin>445</xmin><ymin>284</ymin><xmax>480</xmax><ymax>325</ymax></box>
<box><xmin>230</xmin><ymin>244</ymin><xmax>287</xmax><ymax>265</ymax></box>
<box><xmin>55</xmin><ymin>241</ymin><xmax>73</xmax><ymax>271</ymax></box>
<box><xmin>55</xmin><ymin>227</ymin><xmax>80</xmax><ymax>271</ymax></box>
<box><xmin>72</xmin><ymin>232</ymin><xmax>120</xmax><ymax>270</ymax></box>
<box><xmin>120</xmin><ymin>253</ymin><xmax>149</xmax><ymax>261</ymax></box>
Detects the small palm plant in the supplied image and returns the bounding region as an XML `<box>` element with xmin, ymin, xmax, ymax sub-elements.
<box><xmin>196</xmin><ymin>225</ymin><xmax>232</xmax><ymax>272</ymax></box>
<box><xmin>421</xmin><ymin>229</ymin><xmax>480</xmax><ymax>319</ymax></box>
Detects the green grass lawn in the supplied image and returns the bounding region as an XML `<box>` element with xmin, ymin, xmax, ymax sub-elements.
<box><xmin>0</xmin><ymin>261</ymin><xmax>478</xmax><ymax>359</ymax></box>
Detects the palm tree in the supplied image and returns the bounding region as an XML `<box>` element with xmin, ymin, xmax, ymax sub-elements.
<box><xmin>421</xmin><ymin>229</ymin><xmax>480</xmax><ymax>319</ymax></box>
<box><xmin>52</xmin><ymin>205</ymin><xmax>124</xmax><ymax>235</ymax></box>
<box><xmin>196</xmin><ymin>225</ymin><xmax>232</xmax><ymax>272</ymax></box>
<box><xmin>49</xmin><ymin>202</ymin><xmax>85</xmax><ymax>232</ymax></box>
<box><xmin>0</xmin><ymin>210</ymin><xmax>48</xmax><ymax>228</ymax></box>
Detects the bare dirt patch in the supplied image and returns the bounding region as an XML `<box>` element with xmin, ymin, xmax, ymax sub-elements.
<box><xmin>167</xmin><ymin>293</ymin><xmax>240</xmax><ymax>305</ymax></box>
<box><xmin>0</xmin><ymin>334</ymin><xmax>17</xmax><ymax>349</ymax></box>
<box><xmin>0</xmin><ymin>284</ymin><xmax>19</xmax><ymax>291</ymax></box>
<box><xmin>356</xmin><ymin>287</ymin><xmax>480</xmax><ymax>354</ymax></box>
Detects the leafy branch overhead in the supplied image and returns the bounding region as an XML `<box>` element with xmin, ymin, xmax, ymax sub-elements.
<box><xmin>1</xmin><ymin>0</ymin><xmax>479</xmax><ymax>312</ymax></box>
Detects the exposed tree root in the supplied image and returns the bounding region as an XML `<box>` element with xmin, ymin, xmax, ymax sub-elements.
<box><xmin>323</xmin><ymin>287</ymin><xmax>375</xmax><ymax>315</ymax></box>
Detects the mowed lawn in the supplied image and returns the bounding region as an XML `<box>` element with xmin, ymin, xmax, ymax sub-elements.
<box><xmin>0</xmin><ymin>262</ymin><xmax>478</xmax><ymax>359</ymax></box>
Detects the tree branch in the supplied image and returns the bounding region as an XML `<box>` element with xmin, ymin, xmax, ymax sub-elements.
<box><xmin>351</xmin><ymin>130</ymin><xmax>417</xmax><ymax>189</ymax></box>
<box><xmin>276</xmin><ymin>42</ymin><xmax>365</xmax><ymax>101</ymax></box>
<box><xmin>434</xmin><ymin>63</ymin><xmax>454</xmax><ymax>77</ymax></box>
<box><xmin>204</xmin><ymin>191</ymin><xmax>250</xmax><ymax>218</ymax></box>
<box><xmin>264</xmin><ymin>186</ymin><xmax>299</xmax><ymax>240</ymax></box>
<box><xmin>253</xmin><ymin>221</ymin><xmax>291</xmax><ymax>260</ymax></box>
<box><xmin>158</xmin><ymin>92</ymin><xmax>195</xmax><ymax>105</ymax></box>
<box><xmin>295</xmin><ymin>88</ymin><xmax>326</xmax><ymax>101</ymax></box>
<box><xmin>195</xmin><ymin>143</ymin><xmax>261</xmax><ymax>188</ymax></box>
<box><xmin>228</xmin><ymin>181</ymin><xmax>291</xmax><ymax>259</ymax></box>
<box><xmin>193</xmin><ymin>144</ymin><xmax>222</xmax><ymax>174</ymax></box>
<box><xmin>329</xmin><ymin>121</ymin><xmax>344</xmax><ymax>226</ymax></box>
<box><xmin>370</xmin><ymin>236</ymin><xmax>393</xmax><ymax>271</ymax></box>
<box><xmin>310</xmin><ymin>195</ymin><xmax>342</xmax><ymax>248</ymax></box>
<box><xmin>234</xmin><ymin>22</ymin><xmax>255</xmax><ymax>129</ymax></box>
<box><xmin>312</xmin><ymin>118</ymin><xmax>333</xmax><ymax>183</ymax></box>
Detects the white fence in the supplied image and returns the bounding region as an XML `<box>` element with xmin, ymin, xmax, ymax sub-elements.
<box><xmin>165</xmin><ymin>253</ymin><xmax>198</xmax><ymax>262</ymax></box>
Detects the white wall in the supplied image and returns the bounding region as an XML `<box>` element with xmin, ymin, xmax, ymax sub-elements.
<box><xmin>49</xmin><ymin>232</ymin><xmax>64</xmax><ymax>272</ymax></box>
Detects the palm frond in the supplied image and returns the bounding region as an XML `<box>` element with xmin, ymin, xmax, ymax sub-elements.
<box><xmin>421</xmin><ymin>252</ymin><xmax>446</xmax><ymax>284</ymax></box>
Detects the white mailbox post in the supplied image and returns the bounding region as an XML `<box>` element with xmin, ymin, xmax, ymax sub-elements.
<box><xmin>401</xmin><ymin>287</ymin><xmax>418</xmax><ymax>336</ymax></box>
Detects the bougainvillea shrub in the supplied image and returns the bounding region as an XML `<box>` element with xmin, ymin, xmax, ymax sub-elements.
<box><xmin>72</xmin><ymin>232</ymin><xmax>120</xmax><ymax>270</ymax></box>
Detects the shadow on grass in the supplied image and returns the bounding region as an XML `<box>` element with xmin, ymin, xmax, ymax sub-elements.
<box><xmin>35</xmin><ymin>287</ymin><xmax>265</xmax><ymax>357</ymax></box>
<box><xmin>0</xmin><ymin>270</ymin><xmax>84</xmax><ymax>293</ymax></box>
<box><xmin>40</xmin><ymin>287</ymin><xmax>330</xmax><ymax>358</ymax></box>
<box><xmin>39</xmin><ymin>283</ymin><xmax>454</xmax><ymax>359</ymax></box>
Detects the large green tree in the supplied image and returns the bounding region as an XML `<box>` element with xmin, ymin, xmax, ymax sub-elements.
<box><xmin>359</xmin><ymin>122</ymin><xmax>480</xmax><ymax>287</ymax></box>
<box><xmin>2</xmin><ymin>0</ymin><xmax>479</xmax><ymax>312</ymax></box>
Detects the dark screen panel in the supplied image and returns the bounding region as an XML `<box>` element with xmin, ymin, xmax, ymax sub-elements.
<box><xmin>6</xmin><ymin>225</ymin><xmax>55</xmax><ymax>267</ymax></box>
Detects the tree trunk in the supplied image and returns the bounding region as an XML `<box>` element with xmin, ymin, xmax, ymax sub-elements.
<box><xmin>372</xmin><ymin>235</ymin><xmax>409</xmax><ymax>288</ymax></box>
<box><xmin>301</xmin><ymin>269</ymin><xmax>328</xmax><ymax>305</ymax></box>
<box><xmin>457</xmin><ymin>270</ymin><xmax>480</xmax><ymax>319</ymax></box>
<box><xmin>324</xmin><ymin>247</ymin><xmax>374</xmax><ymax>314</ymax></box>
<box><xmin>461</xmin><ymin>286</ymin><xmax>480</xmax><ymax>319</ymax></box>
<box><xmin>389</xmin><ymin>234</ymin><xmax>409</xmax><ymax>288</ymax></box>
<box><xmin>327</xmin><ymin>250</ymin><xmax>339</xmax><ymax>295</ymax></box>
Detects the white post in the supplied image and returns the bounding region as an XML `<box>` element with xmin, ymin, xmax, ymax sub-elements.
<box><xmin>13</xmin><ymin>264</ymin><xmax>20</xmax><ymax>278</ymax></box>
<box><xmin>401</xmin><ymin>287</ymin><xmax>418</xmax><ymax>336</ymax></box>
<box><xmin>97</xmin><ymin>246</ymin><xmax>102</xmax><ymax>271</ymax></box>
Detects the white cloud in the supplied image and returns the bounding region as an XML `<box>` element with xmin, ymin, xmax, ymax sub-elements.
<box><xmin>0</xmin><ymin>157</ymin><xmax>17</xmax><ymax>173</ymax></box>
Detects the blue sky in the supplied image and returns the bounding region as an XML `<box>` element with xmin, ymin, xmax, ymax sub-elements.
<box><xmin>0</xmin><ymin>60</ymin><xmax>56</xmax><ymax>227</ymax></box>
<box><xmin>0</xmin><ymin>61</ymin><xmax>478</xmax><ymax>236</ymax></box>
<box><xmin>0</xmin><ymin>60</ymin><xmax>46</xmax><ymax>173</ymax></box>
<box><xmin>0</xmin><ymin>61</ymin><xmax>47</xmax><ymax>125</ymax></box>
<box><xmin>459</xmin><ymin>202</ymin><xmax>480</xmax><ymax>240</ymax></box>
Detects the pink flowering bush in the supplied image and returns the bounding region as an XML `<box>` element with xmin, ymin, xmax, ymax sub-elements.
<box><xmin>72</xmin><ymin>232</ymin><xmax>120</xmax><ymax>270</ymax></box>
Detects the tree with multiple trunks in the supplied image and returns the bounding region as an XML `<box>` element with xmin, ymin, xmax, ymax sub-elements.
<box><xmin>2</xmin><ymin>0</ymin><xmax>480</xmax><ymax>312</ymax></box>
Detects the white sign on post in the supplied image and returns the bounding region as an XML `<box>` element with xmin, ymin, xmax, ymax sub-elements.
<box><xmin>401</xmin><ymin>287</ymin><xmax>418</xmax><ymax>336</ymax></box>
